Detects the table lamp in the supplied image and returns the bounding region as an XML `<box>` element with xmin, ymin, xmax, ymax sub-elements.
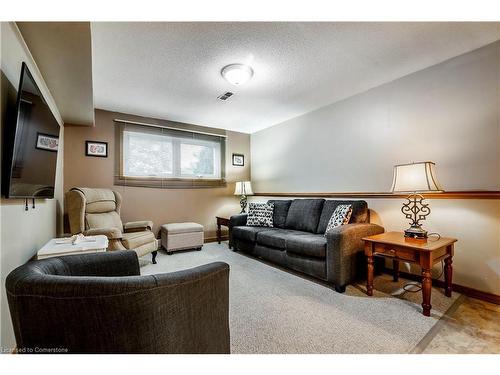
<box><xmin>234</xmin><ymin>181</ymin><xmax>253</xmax><ymax>213</ymax></box>
<box><xmin>391</xmin><ymin>161</ymin><xmax>443</xmax><ymax>239</ymax></box>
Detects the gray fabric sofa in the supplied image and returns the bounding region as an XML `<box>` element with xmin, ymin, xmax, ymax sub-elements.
<box><xmin>229</xmin><ymin>199</ymin><xmax>384</xmax><ymax>292</ymax></box>
<box><xmin>6</xmin><ymin>251</ymin><xmax>230</xmax><ymax>354</ymax></box>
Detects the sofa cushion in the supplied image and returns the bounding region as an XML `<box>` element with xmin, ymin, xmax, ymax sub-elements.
<box><xmin>286</xmin><ymin>234</ymin><xmax>327</xmax><ymax>259</ymax></box>
<box><xmin>122</xmin><ymin>230</ymin><xmax>156</xmax><ymax>250</ymax></box>
<box><xmin>316</xmin><ymin>200</ymin><xmax>368</xmax><ymax>234</ymax></box>
<box><xmin>267</xmin><ymin>200</ymin><xmax>292</xmax><ymax>228</ymax></box>
<box><xmin>256</xmin><ymin>229</ymin><xmax>309</xmax><ymax>250</ymax></box>
<box><xmin>286</xmin><ymin>252</ymin><xmax>327</xmax><ymax>280</ymax></box>
<box><xmin>232</xmin><ymin>226</ymin><xmax>273</xmax><ymax>243</ymax></box>
<box><xmin>285</xmin><ymin>199</ymin><xmax>325</xmax><ymax>233</ymax></box>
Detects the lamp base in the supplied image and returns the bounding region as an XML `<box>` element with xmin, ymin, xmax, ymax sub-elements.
<box><xmin>239</xmin><ymin>195</ymin><xmax>247</xmax><ymax>213</ymax></box>
<box><xmin>401</xmin><ymin>193</ymin><xmax>430</xmax><ymax>240</ymax></box>
<box><xmin>404</xmin><ymin>226</ymin><xmax>428</xmax><ymax>239</ymax></box>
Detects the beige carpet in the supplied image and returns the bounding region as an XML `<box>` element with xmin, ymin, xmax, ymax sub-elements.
<box><xmin>140</xmin><ymin>242</ymin><xmax>459</xmax><ymax>354</ymax></box>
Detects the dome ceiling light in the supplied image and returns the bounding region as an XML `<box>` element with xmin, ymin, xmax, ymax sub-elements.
<box><xmin>221</xmin><ymin>63</ymin><xmax>254</xmax><ymax>86</ymax></box>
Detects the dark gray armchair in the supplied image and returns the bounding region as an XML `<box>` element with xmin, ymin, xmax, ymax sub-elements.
<box><xmin>6</xmin><ymin>251</ymin><xmax>230</xmax><ymax>354</ymax></box>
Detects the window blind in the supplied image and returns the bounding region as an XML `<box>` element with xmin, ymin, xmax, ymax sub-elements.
<box><xmin>114</xmin><ymin>119</ymin><xmax>226</xmax><ymax>189</ymax></box>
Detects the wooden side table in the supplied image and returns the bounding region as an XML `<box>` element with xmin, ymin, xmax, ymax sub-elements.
<box><xmin>363</xmin><ymin>232</ymin><xmax>457</xmax><ymax>317</ymax></box>
<box><xmin>216</xmin><ymin>216</ymin><xmax>230</xmax><ymax>244</ymax></box>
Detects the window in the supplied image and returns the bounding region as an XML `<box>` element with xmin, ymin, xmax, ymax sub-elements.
<box><xmin>123</xmin><ymin>131</ymin><xmax>173</xmax><ymax>177</ymax></box>
<box><xmin>179</xmin><ymin>140</ymin><xmax>221</xmax><ymax>178</ymax></box>
<box><xmin>115</xmin><ymin>121</ymin><xmax>226</xmax><ymax>188</ymax></box>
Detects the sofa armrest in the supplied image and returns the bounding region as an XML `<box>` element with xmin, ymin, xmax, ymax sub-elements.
<box><xmin>228</xmin><ymin>214</ymin><xmax>248</xmax><ymax>248</ymax></box>
<box><xmin>229</xmin><ymin>214</ymin><xmax>247</xmax><ymax>228</ymax></box>
<box><xmin>84</xmin><ymin>227</ymin><xmax>123</xmax><ymax>240</ymax></box>
<box><xmin>325</xmin><ymin>223</ymin><xmax>384</xmax><ymax>287</ymax></box>
<box><xmin>124</xmin><ymin>220</ymin><xmax>154</xmax><ymax>233</ymax></box>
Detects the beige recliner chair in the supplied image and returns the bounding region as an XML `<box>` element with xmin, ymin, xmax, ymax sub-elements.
<box><xmin>66</xmin><ymin>187</ymin><xmax>159</xmax><ymax>263</ymax></box>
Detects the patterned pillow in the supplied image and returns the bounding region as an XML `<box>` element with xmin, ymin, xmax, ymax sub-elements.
<box><xmin>246</xmin><ymin>202</ymin><xmax>274</xmax><ymax>227</ymax></box>
<box><xmin>324</xmin><ymin>204</ymin><xmax>352</xmax><ymax>235</ymax></box>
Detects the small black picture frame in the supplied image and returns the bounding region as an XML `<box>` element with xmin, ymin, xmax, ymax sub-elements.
<box><xmin>232</xmin><ymin>153</ymin><xmax>244</xmax><ymax>166</ymax></box>
<box><xmin>35</xmin><ymin>132</ymin><xmax>59</xmax><ymax>152</ymax></box>
<box><xmin>85</xmin><ymin>141</ymin><xmax>108</xmax><ymax>158</ymax></box>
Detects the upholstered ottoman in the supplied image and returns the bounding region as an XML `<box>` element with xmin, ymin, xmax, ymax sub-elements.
<box><xmin>161</xmin><ymin>222</ymin><xmax>204</xmax><ymax>254</ymax></box>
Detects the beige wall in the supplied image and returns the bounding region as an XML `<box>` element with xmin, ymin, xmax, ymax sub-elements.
<box><xmin>1</xmin><ymin>22</ymin><xmax>64</xmax><ymax>350</ymax></box>
<box><xmin>251</xmin><ymin>41</ymin><xmax>500</xmax><ymax>295</ymax></box>
<box><xmin>64</xmin><ymin>109</ymin><xmax>250</xmax><ymax>240</ymax></box>
<box><xmin>17</xmin><ymin>22</ymin><xmax>94</xmax><ymax>126</ymax></box>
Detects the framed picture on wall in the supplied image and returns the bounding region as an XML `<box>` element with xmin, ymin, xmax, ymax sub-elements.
<box><xmin>232</xmin><ymin>153</ymin><xmax>244</xmax><ymax>166</ymax></box>
<box><xmin>35</xmin><ymin>132</ymin><xmax>59</xmax><ymax>152</ymax></box>
<box><xmin>86</xmin><ymin>141</ymin><xmax>108</xmax><ymax>157</ymax></box>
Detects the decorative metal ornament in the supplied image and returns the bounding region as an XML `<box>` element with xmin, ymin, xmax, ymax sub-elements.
<box><xmin>240</xmin><ymin>194</ymin><xmax>248</xmax><ymax>213</ymax></box>
<box><xmin>401</xmin><ymin>193</ymin><xmax>431</xmax><ymax>238</ymax></box>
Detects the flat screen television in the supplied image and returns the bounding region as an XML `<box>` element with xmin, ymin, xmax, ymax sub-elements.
<box><xmin>2</xmin><ymin>62</ymin><xmax>60</xmax><ymax>198</ymax></box>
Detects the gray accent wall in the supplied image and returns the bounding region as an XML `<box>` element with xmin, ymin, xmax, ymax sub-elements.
<box><xmin>251</xmin><ymin>41</ymin><xmax>500</xmax><ymax>295</ymax></box>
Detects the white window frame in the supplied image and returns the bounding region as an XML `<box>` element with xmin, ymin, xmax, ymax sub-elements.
<box><xmin>122</xmin><ymin>131</ymin><xmax>174</xmax><ymax>178</ymax></box>
<box><xmin>122</xmin><ymin>129</ymin><xmax>222</xmax><ymax>180</ymax></box>
<box><xmin>178</xmin><ymin>138</ymin><xmax>221</xmax><ymax>179</ymax></box>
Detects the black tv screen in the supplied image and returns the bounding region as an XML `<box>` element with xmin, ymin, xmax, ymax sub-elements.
<box><xmin>2</xmin><ymin>62</ymin><xmax>60</xmax><ymax>198</ymax></box>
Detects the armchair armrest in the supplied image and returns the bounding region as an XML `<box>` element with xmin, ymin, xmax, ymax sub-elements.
<box><xmin>124</xmin><ymin>220</ymin><xmax>154</xmax><ymax>233</ymax></box>
<box><xmin>84</xmin><ymin>227</ymin><xmax>123</xmax><ymax>239</ymax></box>
<box><xmin>152</xmin><ymin>261</ymin><xmax>230</xmax><ymax>353</ymax></box>
<box><xmin>325</xmin><ymin>223</ymin><xmax>384</xmax><ymax>288</ymax></box>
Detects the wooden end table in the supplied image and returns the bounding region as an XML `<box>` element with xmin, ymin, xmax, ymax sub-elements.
<box><xmin>216</xmin><ymin>216</ymin><xmax>230</xmax><ymax>245</ymax></box>
<box><xmin>363</xmin><ymin>231</ymin><xmax>457</xmax><ymax>317</ymax></box>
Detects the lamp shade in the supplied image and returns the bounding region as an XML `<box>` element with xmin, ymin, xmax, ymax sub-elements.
<box><xmin>391</xmin><ymin>161</ymin><xmax>443</xmax><ymax>193</ymax></box>
<box><xmin>234</xmin><ymin>181</ymin><xmax>253</xmax><ymax>196</ymax></box>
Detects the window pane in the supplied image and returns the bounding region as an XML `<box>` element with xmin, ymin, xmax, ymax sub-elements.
<box><xmin>180</xmin><ymin>141</ymin><xmax>219</xmax><ymax>178</ymax></box>
<box><xmin>123</xmin><ymin>131</ymin><xmax>173</xmax><ymax>177</ymax></box>
<box><xmin>120</xmin><ymin>126</ymin><xmax>224</xmax><ymax>182</ymax></box>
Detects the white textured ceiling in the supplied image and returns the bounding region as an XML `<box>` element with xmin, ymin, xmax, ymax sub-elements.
<box><xmin>92</xmin><ymin>22</ymin><xmax>500</xmax><ymax>133</ymax></box>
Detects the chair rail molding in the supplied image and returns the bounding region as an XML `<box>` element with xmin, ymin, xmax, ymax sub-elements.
<box><xmin>253</xmin><ymin>191</ymin><xmax>500</xmax><ymax>200</ymax></box>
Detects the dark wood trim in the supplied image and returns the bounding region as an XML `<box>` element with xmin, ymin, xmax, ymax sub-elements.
<box><xmin>382</xmin><ymin>267</ymin><xmax>500</xmax><ymax>305</ymax></box>
<box><xmin>205</xmin><ymin>235</ymin><xmax>228</xmax><ymax>243</ymax></box>
<box><xmin>254</xmin><ymin>191</ymin><xmax>500</xmax><ymax>200</ymax></box>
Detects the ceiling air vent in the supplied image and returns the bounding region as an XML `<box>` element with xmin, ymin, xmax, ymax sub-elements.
<box><xmin>217</xmin><ymin>91</ymin><xmax>234</xmax><ymax>101</ymax></box>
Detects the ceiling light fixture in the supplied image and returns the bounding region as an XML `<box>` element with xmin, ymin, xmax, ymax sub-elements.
<box><xmin>221</xmin><ymin>63</ymin><xmax>254</xmax><ymax>86</ymax></box>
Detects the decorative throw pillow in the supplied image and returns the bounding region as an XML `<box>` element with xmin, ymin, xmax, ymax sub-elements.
<box><xmin>324</xmin><ymin>204</ymin><xmax>352</xmax><ymax>235</ymax></box>
<box><xmin>246</xmin><ymin>202</ymin><xmax>274</xmax><ymax>227</ymax></box>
